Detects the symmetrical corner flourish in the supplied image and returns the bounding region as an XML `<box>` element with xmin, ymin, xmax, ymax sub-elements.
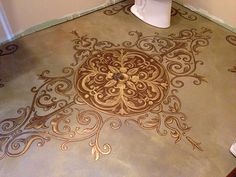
<box><xmin>125</xmin><ymin>89</ymin><xmax>202</xmax><ymax>151</ymax></box>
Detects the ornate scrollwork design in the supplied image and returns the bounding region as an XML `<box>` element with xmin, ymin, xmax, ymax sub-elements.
<box><xmin>122</xmin><ymin>28</ymin><xmax>211</xmax><ymax>88</ymax></box>
<box><xmin>48</xmin><ymin>109</ymin><xmax>122</xmax><ymax>160</ymax></box>
<box><xmin>75</xmin><ymin>48</ymin><xmax>169</xmax><ymax>116</ymax></box>
<box><xmin>71</xmin><ymin>31</ymin><xmax>120</xmax><ymax>66</ymax></box>
<box><xmin>103</xmin><ymin>1</ymin><xmax>132</xmax><ymax>15</ymax></box>
<box><xmin>0</xmin><ymin>107</ymin><xmax>30</xmax><ymax>135</ymax></box>
<box><xmin>171</xmin><ymin>7</ymin><xmax>197</xmax><ymax>21</ymax></box>
<box><xmin>0</xmin><ymin>43</ymin><xmax>18</xmax><ymax>56</ymax></box>
<box><xmin>0</xmin><ymin>67</ymin><xmax>75</xmax><ymax>159</ymax></box>
<box><xmin>0</xmin><ymin>66</ymin><xmax>121</xmax><ymax>160</ymax></box>
<box><xmin>1</xmin><ymin>133</ymin><xmax>50</xmax><ymax>160</ymax></box>
<box><xmin>0</xmin><ymin>28</ymin><xmax>210</xmax><ymax>160</ymax></box>
<box><xmin>226</xmin><ymin>35</ymin><xmax>236</xmax><ymax>46</ymax></box>
<box><xmin>125</xmin><ymin>89</ymin><xmax>202</xmax><ymax>151</ymax></box>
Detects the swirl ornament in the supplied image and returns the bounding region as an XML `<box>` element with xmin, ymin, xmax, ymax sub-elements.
<box><xmin>0</xmin><ymin>44</ymin><xmax>18</xmax><ymax>56</ymax></box>
<box><xmin>103</xmin><ymin>2</ymin><xmax>132</xmax><ymax>15</ymax></box>
<box><xmin>171</xmin><ymin>7</ymin><xmax>197</xmax><ymax>21</ymax></box>
<box><xmin>0</xmin><ymin>28</ymin><xmax>211</xmax><ymax>160</ymax></box>
<box><xmin>75</xmin><ymin>48</ymin><xmax>169</xmax><ymax>116</ymax></box>
<box><xmin>226</xmin><ymin>35</ymin><xmax>236</xmax><ymax>46</ymax></box>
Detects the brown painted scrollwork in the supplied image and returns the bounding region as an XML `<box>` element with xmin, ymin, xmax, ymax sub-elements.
<box><xmin>171</xmin><ymin>7</ymin><xmax>197</xmax><ymax>21</ymax></box>
<box><xmin>72</xmin><ymin>31</ymin><xmax>120</xmax><ymax>66</ymax></box>
<box><xmin>103</xmin><ymin>2</ymin><xmax>132</xmax><ymax>15</ymax></box>
<box><xmin>122</xmin><ymin>28</ymin><xmax>211</xmax><ymax>88</ymax></box>
<box><xmin>0</xmin><ymin>66</ymin><xmax>122</xmax><ymax>160</ymax></box>
<box><xmin>75</xmin><ymin>48</ymin><xmax>169</xmax><ymax>116</ymax></box>
<box><xmin>0</xmin><ymin>28</ymin><xmax>210</xmax><ymax>160</ymax></box>
<box><xmin>125</xmin><ymin>89</ymin><xmax>202</xmax><ymax>151</ymax></box>
<box><xmin>226</xmin><ymin>35</ymin><xmax>236</xmax><ymax>46</ymax></box>
<box><xmin>0</xmin><ymin>44</ymin><xmax>18</xmax><ymax>56</ymax></box>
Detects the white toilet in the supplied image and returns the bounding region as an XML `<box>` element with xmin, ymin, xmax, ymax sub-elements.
<box><xmin>230</xmin><ymin>142</ymin><xmax>236</xmax><ymax>157</ymax></box>
<box><xmin>131</xmin><ymin>0</ymin><xmax>172</xmax><ymax>28</ymax></box>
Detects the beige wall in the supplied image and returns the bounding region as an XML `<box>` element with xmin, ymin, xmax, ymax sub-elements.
<box><xmin>175</xmin><ymin>0</ymin><xmax>236</xmax><ymax>30</ymax></box>
<box><xmin>2</xmin><ymin>0</ymin><xmax>107</xmax><ymax>33</ymax></box>
<box><xmin>0</xmin><ymin>0</ymin><xmax>121</xmax><ymax>43</ymax></box>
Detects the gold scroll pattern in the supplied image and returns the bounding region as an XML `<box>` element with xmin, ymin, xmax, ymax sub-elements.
<box><xmin>103</xmin><ymin>0</ymin><xmax>197</xmax><ymax>21</ymax></box>
<box><xmin>103</xmin><ymin>0</ymin><xmax>132</xmax><ymax>15</ymax></box>
<box><xmin>226</xmin><ymin>35</ymin><xmax>236</xmax><ymax>46</ymax></box>
<box><xmin>125</xmin><ymin>89</ymin><xmax>202</xmax><ymax>151</ymax></box>
<box><xmin>0</xmin><ymin>43</ymin><xmax>18</xmax><ymax>57</ymax></box>
<box><xmin>75</xmin><ymin>48</ymin><xmax>169</xmax><ymax>116</ymax></box>
<box><xmin>0</xmin><ymin>28</ymin><xmax>211</xmax><ymax>160</ymax></box>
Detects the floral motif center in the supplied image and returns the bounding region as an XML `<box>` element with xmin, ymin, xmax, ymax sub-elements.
<box><xmin>75</xmin><ymin>48</ymin><xmax>170</xmax><ymax>116</ymax></box>
<box><xmin>112</xmin><ymin>72</ymin><xmax>125</xmax><ymax>81</ymax></box>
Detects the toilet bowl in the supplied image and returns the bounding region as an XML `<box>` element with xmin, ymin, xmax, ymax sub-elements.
<box><xmin>131</xmin><ymin>0</ymin><xmax>172</xmax><ymax>28</ymax></box>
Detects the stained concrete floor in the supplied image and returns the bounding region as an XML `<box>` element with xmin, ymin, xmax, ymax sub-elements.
<box><xmin>0</xmin><ymin>1</ymin><xmax>236</xmax><ymax>177</ymax></box>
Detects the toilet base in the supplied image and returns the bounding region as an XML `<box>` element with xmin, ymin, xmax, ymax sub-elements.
<box><xmin>230</xmin><ymin>142</ymin><xmax>236</xmax><ymax>157</ymax></box>
<box><xmin>131</xmin><ymin>0</ymin><xmax>172</xmax><ymax>28</ymax></box>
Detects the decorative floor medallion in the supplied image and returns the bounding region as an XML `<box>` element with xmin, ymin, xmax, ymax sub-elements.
<box><xmin>75</xmin><ymin>48</ymin><xmax>169</xmax><ymax>116</ymax></box>
<box><xmin>0</xmin><ymin>28</ymin><xmax>211</xmax><ymax>160</ymax></box>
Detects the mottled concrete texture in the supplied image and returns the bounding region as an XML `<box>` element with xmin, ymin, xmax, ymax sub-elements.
<box><xmin>0</xmin><ymin>1</ymin><xmax>236</xmax><ymax>177</ymax></box>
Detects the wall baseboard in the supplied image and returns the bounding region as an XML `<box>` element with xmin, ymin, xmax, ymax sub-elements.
<box><xmin>1</xmin><ymin>0</ymin><xmax>235</xmax><ymax>45</ymax></box>
<box><xmin>0</xmin><ymin>0</ymin><xmax>124</xmax><ymax>44</ymax></box>
<box><xmin>174</xmin><ymin>1</ymin><xmax>236</xmax><ymax>33</ymax></box>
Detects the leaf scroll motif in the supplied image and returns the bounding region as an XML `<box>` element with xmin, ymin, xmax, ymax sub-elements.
<box><xmin>126</xmin><ymin>89</ymin><xmax>203</xmax><ymax>151</ymax></box>
<box><xmin>126</xmin><ymin>81</ymin><xmax>137</xmax><ymax>90</ymax></box>
<box><xmin>122</xmin><ymin>28</ymin><xmax>211</xmax><ymax>88</ymax></box>
<box><xmin>71</xmin><ymin>31</ymin><xmax>120</xmax><ymax>66</ymax></box>
<box><xmin>104</xmin><ymin>80</ymin><xmax>117</xmax><ymax>87</ymax></box>
<box><xmin>0</xmin><ymin>28</ymin><xmax>209</xmax><ymax>160</ymax></box>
